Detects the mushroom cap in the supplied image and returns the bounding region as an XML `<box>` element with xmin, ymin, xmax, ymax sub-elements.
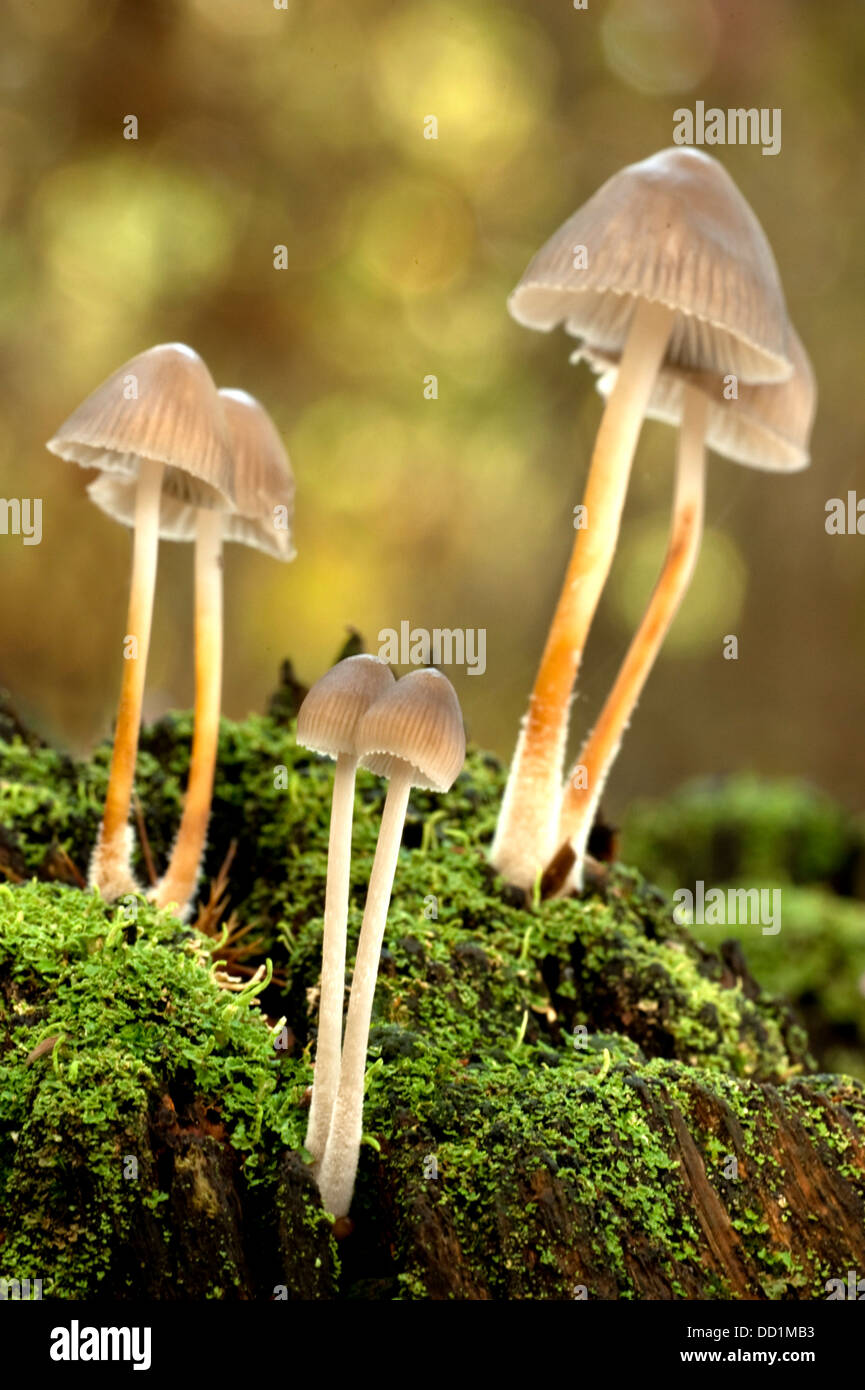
<box><xmin>357</xmin><ymin>667</ymin><xmax>466</xmax><ymax>793</ymax></box>
<box><xmin>508</xmin><ymin>147</ymin><xmax>792</xmax><ymax>384</ymax></box>
<box><xmin>575</xmin><ymin>323</ymin><xmax>816</xmax><ymax>472</ymax></box>
<box><xmin>217</xmin><ymin>389</ymin><xmax>296</xmax><ymax>560</ymax></box>
<box><xmin>46</xmin><ymin>343</ymin><xmax>234</xmax><ymax>508</ymax></box>
<box><xmin>296</xmin><ymin>655</ymin><xmax>396</xmax><ymax>760</ymax></box>
<box><xmin>85</xmin><ymin>388</ymin><xmax>297</xmax><ymax>559</ymax></box>
<box><xmin>85</xmin><ymin>386</ymin><xmax>298</xmax><ymax>556</ymax></box>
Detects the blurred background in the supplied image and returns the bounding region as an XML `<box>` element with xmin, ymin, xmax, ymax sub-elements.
<box><xmin>0</xmin><ymin>0</ymin><xmax>863</xmax><ymax>824</ymax></box>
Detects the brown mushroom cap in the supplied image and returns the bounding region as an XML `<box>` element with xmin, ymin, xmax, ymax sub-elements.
<box><xmin>86</xmin><ymin>388</ymin><xmax>297</xmax><ymax>557</ymax></box>
<box><xmin>575</xmin><ymin>323</ymin><xmax>816</xmax><ymax>472</ymax></box>
<box><xmin>296</xmin><ymin>655</ymin><xmax>396</xmax><ymax>760</ymax></box>
<box><xmin>357</xmin><ymin>668</ymin><xmax>466</xmax><ymax>793</ymax></box>
<box><xmin>508</xmin><ymin>147</ymin><xmax>792</xmax><ymax>384</ymax></box>
<box><xmin>47</xmin><ymin>343</ymin><xmax>234</xmax><ymax>508</ymax></box>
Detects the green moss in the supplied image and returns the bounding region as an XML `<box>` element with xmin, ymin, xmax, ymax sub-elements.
<box><xmin>622</xmin><ymin>774</ymin><xmax>864</xmax><ymax>895</ymax></box>
<box><xmin>622</xmin><ymin>776</ymin><xmax>865</xmax><ymax>1081</ymax></box>
<box><xmin>676</xmin><ymin>886</ymin><xmax>865</xmax><ymax>1080</ymax></box>
<box><xmin>363</xmin><ymin>1045</ymin><xmax>701</xmax><ymax>1298</ymax></box>
<box><xmin>0</xmin><ymin>880</ymin><xmax>312</xmax><ymax>1297</ymax></box>
<box><xmin>0</xmin><ymin>699</ymin><xmax>863</xmax><ymax>1299</ymax></box>
<box><xmin>2</xmin><ymin>713</ymin><xmax>807</xmax><ymax>1078</ymax></box>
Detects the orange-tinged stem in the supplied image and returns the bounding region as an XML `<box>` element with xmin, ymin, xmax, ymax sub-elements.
<box><xmin>154</xmin><ymin>508</ymin><xmax>223</xmax><ymax>917</ymax></box>
<box><xmin>89</xmin><ymin>458</ymin><xmax>164</xmax><ymax>901</ymax></box>
<box><xmin>553</xmin><ymin>384</ymin><xmax>709</xmax><ymax>892</ymax></box>
<box><xmin>490</xmin><ymin>299</ymin><xmax>674</xmax><ymax>891</ymax></box>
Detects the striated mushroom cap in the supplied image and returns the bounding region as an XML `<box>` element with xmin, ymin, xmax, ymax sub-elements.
<box><xmin>47</xmin><ymin>343</ymin><xmax>234</xmax><ymax>508</ymax></box>
<box><xmin>86</xmin><ymin>388</ymin><xmax>297</xmax><ymax>555</ymax></box>
<box><xmin>576</xmin><ymin>323</ymin><xmax>816</xmax><ymax>472</ymax></box>
<box><xmin>296</xmin><ymin>655</ymin><xmax>396</xmax><ymax>761</ymax></box>
<box><xmin>509</xmin><ymin>148</ymin><xmax>793</xmax><ymax>384</ymax></box>
<box><xmin>358</xmin><ymin>668</ymin><xmax>466</xmax><ymax>794</ymax></box>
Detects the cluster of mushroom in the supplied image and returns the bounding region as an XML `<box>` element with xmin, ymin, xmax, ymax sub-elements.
<box><xmin>39</xmin><ymin>146</ymin><xmax>815</xmax><ymax>1228</ymax></box>
<box><xmin>296</xmin><ymin>658</ymin><xmax>465</xmax><ymax>1219</ymax></box>
<box><xmin>490</xmin><ymin>147</ymin><xmax>817</xmax><ymax>899</ymax></box>
<box><xmin>47</xmin><ymin>343</ymin><xmax>295</xmax><ymax>920</ymax></box>
<box><xmin>47</xmin><ymin>343</ymin><xmax>466</xmax><ymax>1222</ymax></box>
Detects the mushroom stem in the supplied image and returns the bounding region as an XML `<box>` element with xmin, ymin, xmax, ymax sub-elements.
<box><xmin>304</xmin><ymin>752</ymin><xmax>358</xmax><ymax>1166</ymax></box>
<box><xmin>491</xmin><ymin>299</ymin><xmax>675</xmax><ymax>891</ymax></box>
<box><xmin>90</xmin><ymin>457</ymin><xmax>165</xmax><ymax>901</ymax></box>
<box><xmin>317</xmin><ymin>765</ymin><xmax>413</xmax><ymax>1218</ymax></box>
<box><xmin>551</xmin><ymin>383</ymin><xmax>708</xmax><ymax>895</ymax></box>
<box><xmin>154</xmin><ymin>507</ymin><xmax>224</xmax><ymax>917</ymax></box>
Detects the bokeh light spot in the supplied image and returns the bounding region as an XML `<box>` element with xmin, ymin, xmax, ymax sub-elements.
<box><xmin>609</xmin><ymin>520</ymin><xmax>746</xmax><ymax>655</ymax></box>
<box><xmin>350</xmin><ymin>176</ymin><xmax>476</xmax><ymax>296</ymax></box>
<box><xmin>373</xmin><ymin>1</ymin><xmax>554</xmax><ymax>172</ymax></box>
<box><xmin>601</xmin><ymin>0</ymin><xmax>719</xmax><ymax>95</ymax></box>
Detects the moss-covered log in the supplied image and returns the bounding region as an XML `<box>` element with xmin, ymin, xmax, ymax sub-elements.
<box><xmin>1</xmin><ymin>677</ymin><xmax>864</xmax><ymax>1300</ymax></box>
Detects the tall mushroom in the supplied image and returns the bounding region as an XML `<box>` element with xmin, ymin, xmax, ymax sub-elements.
<box><xmin>317</xmin><ymin>668</ymin><xmax>465</xmax><ymax>1219</ymax></box>
<box><xmin>87</xmin><ymin>387</ymin><xmax>295</xmax><ymax>917</ymax></box>
<box><xmin>47</xmin><ymin>344</ymin><xmax>234</xmax><ymax>901</ymax></box>
<box><xmin>545</xmin><ymin>327</ymin><xmax>816</xmax><ymax>896</ymax></box>
<box><xmin>295</xmin><ymin>655</ymin><xmax>396</xmax><ymax>1166</ymax></box>
<box><xmin>491</xmin><ymin>148</ymin><xmax>794</xmax><ymax>894</ymax></box>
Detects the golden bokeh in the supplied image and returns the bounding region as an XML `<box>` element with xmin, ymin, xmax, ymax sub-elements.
<box><xmin>0</xmin><ymin>0</ymin><xmax>861</xmax><ymax>822</ymax></box>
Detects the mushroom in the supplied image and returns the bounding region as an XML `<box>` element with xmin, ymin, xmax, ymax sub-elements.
<box><xmin>295</xmin><ymin>654</ymin><xmax>396</xmax><ymax>1165</ymax></box>
<box><xmin>46</xmin><ymin>344</ymin><xmax>233</xmax><ymax>901</ymax></box>
<box><xmin>545</xmin><ymin>326</ymin><xmax>816</xmax><ymax>896</ymax></box>
<box><xmin>490</xmin><ymin>148</ymin><xmax>794</xmax><ymax>893</ymax></box>
<box><xmin>316</xmin><ymin>668</ymin><xmax>465</xmax><ymax>1219</ymax></box>
<box><xmin>87</xmin><ymin>387</ymin><xmax>295</xmax><ymax>917</ymax></box>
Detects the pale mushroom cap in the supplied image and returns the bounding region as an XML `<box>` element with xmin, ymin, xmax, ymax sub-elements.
<box><xmin>85</xmin><ymin>385</ymin><xmax>298</xmax><ymax>558</ymax></box>
<box><xmin>508</xmin><ymin>147</ymin><xmax>792</xmax><ymax>384</ymax></box>
<box><xmin>296</xmin><ymin>655</ymin><xmax>396</xmax><ymax>760</ymax></box>
<box><xmin>86</xmin><ymin>472</ymin><xmax>219</xmax><ymax>539</ymax></box>
<box><xmin>46</xmin><ymin>343</ymin><xmax>234</xmax><ymax>508</ymax></box>
<box><xmin>577</xmin><ymin>323</ymin><xmax>816</xmax><ymax>472</ymax></box>
<box><xmin>357</xmin><ymin>667</ymin><xmax>466</xmax><ymax>793</ymax></box>
<box><xmin>218</xmin><ymin>389</ymin><xmax>296</xmax><ymax>561</ymax></box>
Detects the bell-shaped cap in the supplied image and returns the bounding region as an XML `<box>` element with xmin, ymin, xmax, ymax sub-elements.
<box><xmin>47</xmin><ymin>343</ymin><xmax>234</xmax><ymax>508</ymax></box>
<box><xmin>296</xmin><ymin>655</ymin><xmax>395</xmax><ymax>760</ymax></box>
<box><xmin>578</xmin><ymin>323</ymin><xmax>816</xmax><ymax>472</ymax></box>
<box><xmin>85</xmin><ymin>386</ymin><xmax>297</xmax><ymax>557</ymax></box>
<box><xmin>509</xmin><ymin>148</ymin><xmax>792</xmax><ymax>384</ymax></box>
<box><xmin>357</xmin><ymin>668</ymin><xmax>466</xmax><ymax>793</ymax></box>
<box><xmin>217</xmin><ymin>389</ymin><xmax>295</xmax><ymax>560</ymax></box>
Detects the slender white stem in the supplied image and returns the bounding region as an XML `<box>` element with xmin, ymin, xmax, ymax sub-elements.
<box><xmin>154</xmin><ymin>508</ymin><xmax>223</xmax><ymax>918</ymax></box>
<box><xmin>553</xmin><ymin>384</ymin><xmax>708</xmax><ymax>894</ymax></box>
<box><xmin>490</xmin><ymin>300</ymin><xmax>674</xmax><ymax>892</ymax></box>
<box><xmin>317</xmin><ymin>766</ymin><xmax>413</xmax><ymax>1218</ymax></box>
<box><xmin>90</xmin><ymin>457</ymin><xmax>164</xmax><ymax>901</ymax></box>
<box><xmin>305</xmin><ymin>753</ymin><xmax>358</xmax><ymax>1166</ymax></box>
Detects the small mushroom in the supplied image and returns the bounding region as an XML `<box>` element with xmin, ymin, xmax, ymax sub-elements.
<box><xmin>491</xmin><ymin>148</ymin><xmax>794</xmax><ymax>893</ymax></box>
<box><xmin>548</xmin><ymin>327</ymin><xmax>816</xmax><ymax>895</ymax></box>
<box><xmin>47</xmin><ymin>344</ymin><xmax>233</xmax><ymax>901</ymax></box>
<box><xmin>87</xmin><ymin>387</ymin><xmax>295</xmax><ymax>917</ymax></box>
<box><xmin>316</xmin><ymin>668</ymin><xmax>465</xmax><ymax>1219</ymax></box>
<box><xmin>295</xmin><ymin>654</ymin><xmax>396</xmax><ymax>1165</ymax></box>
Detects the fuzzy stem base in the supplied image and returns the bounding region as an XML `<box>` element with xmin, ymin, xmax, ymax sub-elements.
<box><xmin>490</xmin><ymin>300</ymin><xmax>674</xmax><ymax>892</ymax></box>
<box><xmin>553</xmin><ymin>383</ymin><xmax>708</xmax><ymax>893</ymax></box>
